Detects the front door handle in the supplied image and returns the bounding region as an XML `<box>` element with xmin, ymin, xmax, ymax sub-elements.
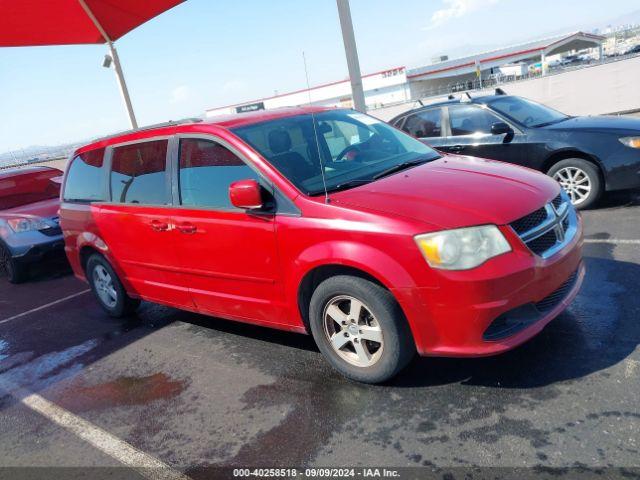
<box><xmin>177</xmin><ymin>223</ymin><xmax>197</xmax><ymax>235</ymax></box>
<box><xmin>150</xmin><ymin>220</ymin><xmax>169</xmax><ymax>232</ymax></box>
<box><xmin>448</xmin><ymin>145</ymin><xmax>465</xmax><ymax>153</ymax></box>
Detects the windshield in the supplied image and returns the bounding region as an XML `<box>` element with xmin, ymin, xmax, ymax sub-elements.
<box><xmin>232</xmin><ymin>109</ymin><xmax>440</xmax><ymax>195</ymax></box>
<box><xmin>487</xmin><ymin>96</ymin><xmax>568</xmax><ymax>127</ymax></box>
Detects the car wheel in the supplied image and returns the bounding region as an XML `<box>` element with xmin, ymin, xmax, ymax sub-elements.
<box><xmin>0</xmin><ymin>243</ymin><xmax>28</xmax><ymax>284</ymax></box>
<box><xmin>308</xmin><ymin>275</ymin><xmax>415</xmax><ymax>384</ymax></box>
<box><xmin>86</xmin><ymin>254</ymin><xmax>140</xmax><ymax>318</ymax></box>
<box><xmin>548</xmin><ymin>159</ymin><xmax>602</xmax><ymax>209</ymax></box>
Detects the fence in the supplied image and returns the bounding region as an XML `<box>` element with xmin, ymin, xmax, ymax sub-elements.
<box><xmin>410</xmin><ymin>51</ymin><xmax>640</xmax><ymax>102</ymax></box>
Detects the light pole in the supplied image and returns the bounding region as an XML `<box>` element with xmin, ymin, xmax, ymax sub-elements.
<box><xmin>336</xmin><ymin>0</ymin><xmax>366</xmax><ymax>112</ymax></box>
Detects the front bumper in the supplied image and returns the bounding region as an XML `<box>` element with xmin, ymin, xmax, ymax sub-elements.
<box><xmin>5</xmin><ymin>230</ymin><xmax>65</xmax><ymax>264</ymax></box>
<box><xmin>392</xmin><ymin>215</ymin><xmax>584</xmax><ymax>357</ymax></box>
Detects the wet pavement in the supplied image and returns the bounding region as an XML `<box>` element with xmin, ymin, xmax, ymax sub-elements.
<box><xmin>0</xmin><ymin>190</ymin><xmax>639</xmax><ymax>478</ymax></box>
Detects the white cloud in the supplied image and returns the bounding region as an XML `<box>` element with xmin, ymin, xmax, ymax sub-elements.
<box><xmin>170</xmin><ymin>85</ymin><xmax>190</xmax><ymax>104</ymax></box>
<box><xmin>427</xmin><ymin>0</ymin><xmax>500</xmax><ymax>29</ymax></box>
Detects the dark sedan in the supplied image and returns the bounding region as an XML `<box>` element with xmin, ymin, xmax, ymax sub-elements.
<box><xmin>390</xmin><ymin>93</ymin><xmax>640</xmax><ymax>208</ymax></box>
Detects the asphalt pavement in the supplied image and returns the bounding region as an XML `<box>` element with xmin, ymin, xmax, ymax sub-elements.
<box><xmin>0</xmin><ymin>190</ymin><xmax>639</xmax><ymax>479</ymax></box>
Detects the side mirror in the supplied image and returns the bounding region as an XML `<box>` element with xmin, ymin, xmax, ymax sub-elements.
<box><xmin>229</xmin><ymin>179</ymin><xmax>263</xmax><ymax>210</ymax></box>
<box><xmin>491</xmin><ymin>122</ymin><xmax>514</xmax><ymax>136</ymax></box>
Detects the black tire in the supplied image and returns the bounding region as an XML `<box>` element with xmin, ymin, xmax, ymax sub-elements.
<box><xmin>548</xmin><ymin>158</ymin><xmax>603</xmax><ymax>210</ymax></box>
<box><xmin>308</xmin><ymin>275</ymin><xmax>415</xmax><ymax>384</ymax></box>
<box><xmin>0</xmin><ymin>243</ymin><xmax>28</xmax><ymax>284</ymax></box>
<box><xmin>86</xmin><ymin>254</ymin><xmax>140</xmax><ymax>318</ymax></box>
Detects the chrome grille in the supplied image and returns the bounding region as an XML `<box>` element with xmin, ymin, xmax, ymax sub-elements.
<box><xmin>40</xmin><ymin>226</ymin><xmax>62</xmax><ymax>237</ymax></box>
<box><xmin>511</xmin><ymin>207</ymin><xmax>547</xmax><ymax>235</ymax></box>
<box><xmin>527</xmin><ymin>230</ymin><xmax>558</xmax><ymax>256</ymax></box>
<box><xmin>510</xmin><ymin>192</ymin><xmax>577</xmax><ymax>258</ymax></box>
<box><xmin>39</xmin><ymin>216</ymin><xmax>62</xmax><ymax>237</ymax></box>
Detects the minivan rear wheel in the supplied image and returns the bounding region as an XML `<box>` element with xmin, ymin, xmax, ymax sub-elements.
<box><xmin>86</xmin><ymin>254</ymin><xmax>140</xmax><ymax>318</ymax></box>
<box><xmin>308</xmin><ymin>275</ymin><xmax>415</xmax><ymax>384</ymax></box>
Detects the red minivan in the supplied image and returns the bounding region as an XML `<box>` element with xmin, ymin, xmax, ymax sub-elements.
<box><xmin>60</xmin><ymin>107</ymin><xmax>584</xmax><ymax>383</ymax></box>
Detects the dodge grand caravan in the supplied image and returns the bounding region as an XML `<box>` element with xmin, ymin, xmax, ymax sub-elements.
<box><xmin>60</xmin><ymin>107</ymin><xmax>584</xmax><ymax>383</ymax></box>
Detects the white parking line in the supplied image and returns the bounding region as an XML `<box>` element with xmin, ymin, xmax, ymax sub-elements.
<box><xmin>584</xmin><ymin>239</ymin><xmax>640</xmax><ymax>245</ymax></box>
<box><xmin>0</xmin><ymin>378</ymin><xmax>190</xmax><ymax>480</ymax></box>
<box><xmin>0</xmin><ymin>289</ymin><xmax>91</xmax><ymax>326</ymax></box>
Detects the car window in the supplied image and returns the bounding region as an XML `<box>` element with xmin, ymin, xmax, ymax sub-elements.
<box><xmin>63</xmin><ymin>148</ymin><xmax>106</xmax><ymax>202</ymax></box>
<box><xmin>402</xmin><ymin>109</ymin><xmax>442</xmax><ymax>138</ymax></box>
<box><xmin>448</xmin><ymin>105</ymin><xmax>501</xmax><ymax>136</ymax></box>
<box><xmin>178</xmin><ymin>138</ymin><xmax>261</xmax><ymax>210</ymax></box>
<box><xmin>110</xmin><ymin>140</ymin><xmax>169</xmax><ymax>205</ymax></box>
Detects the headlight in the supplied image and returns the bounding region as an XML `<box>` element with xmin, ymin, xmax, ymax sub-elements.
<box><xmin>7</xmin><ymin>217</ymin><xmax>51</xmax><ymax>233</ymax></box>
<box><xmin>415</xmin><ymin>225</ymin><xmax>511</xmax><ymax>270</ymax></box>
<box><xmin>620</xmin><ymin>137</ymin><xmax>640</xmax><ymax>149</ymax></box>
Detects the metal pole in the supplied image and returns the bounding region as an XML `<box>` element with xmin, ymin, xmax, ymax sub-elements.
<box><xmin>107</xmin><ymin>42</ymin><xmax>138</xmax><ymax>129</ymax></box>
<box><xmin>541</xmin><ymin>51</ymin><xmax>548</xmax><ymax>76</ymax></box>
<box><xmin>336</xmin><ymin>0</ymin><xmax>366</xmax><ymax>112</ymax></box>
<box><xmin>78</xmin><ymin>0</ymin><xmax>138</xmax><ymax>129</ymax></box>
<box><xmin>598</xmin><ymin>44</ymin><xmax>604</xmax><ymax>64</ymax></box>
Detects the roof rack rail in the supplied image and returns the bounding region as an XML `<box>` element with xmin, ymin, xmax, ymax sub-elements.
<box><xmin>90</xmin><ymin>117</ymin><xmax>203</xmax><ymax>144</ymax></box>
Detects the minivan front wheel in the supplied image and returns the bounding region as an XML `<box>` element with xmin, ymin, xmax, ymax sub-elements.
<box><xmin>86</xmin><ymin>254</ymin><xmax>140</xmax><ymax>318</ymax></box>
<box><xmin>549</xmin><ymin>159</ymin><xmax>602</xmax><ymax>209</ymax></box>
<box><xmin>309</xmin><ymin>275</ymin><xmax>415</xmax><ymax>383</ymax></box>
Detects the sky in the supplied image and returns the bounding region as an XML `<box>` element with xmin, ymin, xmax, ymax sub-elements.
<box><xmin>1</xmin><ymin>0</ymin><xmax>639</xmax><ymax>153</ymax></box>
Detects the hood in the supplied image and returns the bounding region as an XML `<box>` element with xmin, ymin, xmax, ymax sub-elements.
<box><xmin>330</xmin><ymin>155</ymin><xmax>559</xmax><ymax>230</ymax></box>
<box><xmin>542</xmin><ymin>115</ymin><xmax>640</xmax><ymax>134</ymax></box>
<box><xmin>0</xmin><ymin>197</ymin><xmax>60</xmax><ymax>220</ymax></box>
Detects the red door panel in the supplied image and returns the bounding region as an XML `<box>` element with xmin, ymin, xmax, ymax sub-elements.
<box><xmin>94</xmin><ymin>204</ymin><xmax>193</xmax><ymax>309</ymax></box>
<box><xmin>171</xmin><ymin>208</ymin><xmax>286</xmax><ymax>325</ymax></box>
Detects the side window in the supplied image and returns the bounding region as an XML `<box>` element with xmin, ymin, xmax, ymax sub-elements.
<box><xmin>449</xmin><ymin>105</ymin><xmax>501</xmax><ymax>136</ymax></box>
<box><xmin>178</xmin><ymin>138</ymin><xmax>261</xmax><ymax>210</ymax></box>
<box><xmin>63</xmin><ymin>148</ymin><xmax>107</xmax><ymax>202</ymax></box>
<box><xmin>401</xmin><ymin>109</ymin><xmax>442</xmax><ymax>138</ymax></box>
<box><xmin>110</xmin><ymin>140</ymin><xmax>169</xmax><ymax>205</ymax></box>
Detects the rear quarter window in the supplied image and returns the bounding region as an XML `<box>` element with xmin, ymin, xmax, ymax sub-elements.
<box><xmin>63</xmin><ymin>149</ymin><xmax>107</xmax><ymax>202</ymax></box>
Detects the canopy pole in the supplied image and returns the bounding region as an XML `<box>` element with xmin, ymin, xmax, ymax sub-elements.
<box><xmin>107</xmin><ymin>42</ymin><xmax>138</xmax><ymax>129</ymax></box>
<box><xmin>336</xmin><ymin>0</ymin><xmax>366</xmax><ymax>113</ymax></box>
<box><xmin>78</xmin><ymin>0</ymin><xmax>138</xmax><ymax>129</ymax></box>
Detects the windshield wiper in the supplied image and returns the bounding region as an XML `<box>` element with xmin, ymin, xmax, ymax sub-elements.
<box><xmin>309</xmin><ymin>179</ymin><xmax>373</xmax><ymax>196</ymax></box>
<box><xmin>373</xmin><ymin>158</ymin><xmax>432</xmax><ymax>180</ymax></box>
<box><xmin>532</xmin><ymin>116</ymin><xmax>572</xmax><ymax>128</ymax></box>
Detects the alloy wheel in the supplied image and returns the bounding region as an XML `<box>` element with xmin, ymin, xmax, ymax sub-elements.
<box><xmin>553</xmin><ymin>166</ymin><xmax>592</xmax><ymax>206</ymax></box>
<box><xmin>93</xmin><ymin>265</ymin><xmax>118</xmax><ymax>309</ymax></box>
<box><xmin>322</xmin><ymin>295</ymin><xmax>384</xmax><ymax>367</ymax></box>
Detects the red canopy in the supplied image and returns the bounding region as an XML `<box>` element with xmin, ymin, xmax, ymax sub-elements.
<box><xmin>0</xmin><ymin>0</ymin><xmax>185</xmax><ymax>47</ymax></box>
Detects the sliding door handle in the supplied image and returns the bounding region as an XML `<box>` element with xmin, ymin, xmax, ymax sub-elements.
<box><xmin>177</xmin><ymin>223</ymin><xmax>197</xmax><ymax>234</ymax></box>
<box><xmin>150</xmin><ymin>220</ymin><xmax>169</xmax><ymax>232</ymax></box>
